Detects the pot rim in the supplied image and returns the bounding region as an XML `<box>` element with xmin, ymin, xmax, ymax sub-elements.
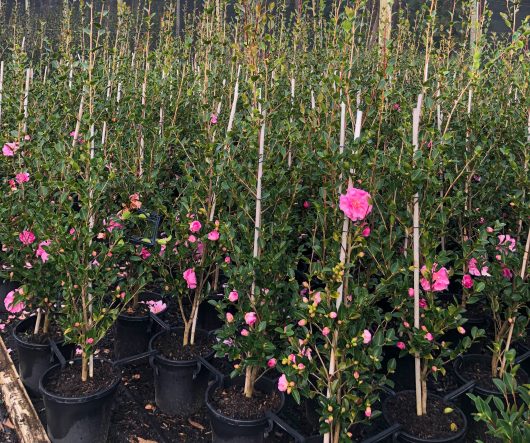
<box><xmin>13</xmin><ymin>316</ymin><xmax>65</xmax><ymax>350</ymax></box>
<box><xmin>382</xmin><ymin>390</ymin><xmax>467</xmax><ymax>443</ymax></box>
<box><xmin>39</xmin><ymin>358</ymin><xmax>121</xmax><ymax>404</ymax></box>
<box><xmin>148</xmin><ymin>327</ymin><xmax>215</xmax><ymax>366</ymax></box>
<box><xmin>205</xmin><ymin>377</ymin><xmax>285</xmax><ymax>428</ymax></box>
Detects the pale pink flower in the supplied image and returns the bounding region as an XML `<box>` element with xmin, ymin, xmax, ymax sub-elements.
<box><xmin>0</xmin><ymin>324</ymin><xmax>5</xmax><ymax>332</ymax></box>
<box><xmin>397</xmin><ymin>341</ymin><xmax>406</xmax><ymax>350</ymax></box>
<box><xmin>183</xmin><ymin>268</ymin><xmax>197</xmax><ymax>289</ymax></box>
<box><xmin>457</xmin><ymin>326</ymin><xmax>466</xmax><ymax>335</ymax></box>
<box><xmin>228</xmin><ymin>290</ymin><xmax>239</xmax><ymax>302</ymax></box>
<box><xmin>244</xmin><ymin>312</ymin><xmax>257</xmax><ymax>326</ymax></box>
<box><xmin>4</xmin><ymin>290</ymin><xmax>25</xmax><ymax>313</ymax></box>
<box><xmin>267</xmin><ymin>358</ymin><xmax>277</xmax><ymax>368</ymax></box>
<box><xmin>329</xmin><ymin>311</ymin><xmax>337</xmax><ymax>319</ymax></box>
<box><xmin>86</xmin><ymin>338</ymin><xmax>94</xmax><ymax>344</ymax></box>
<box><xmin>298</xmin><ymin>319</ymin><xmax>307</xmax><ymax>326</ymax></box>
<box><xmin>365</xmin><ymin>406</ymin><xmax>372</xmax><ymax>418</ymax></box>
<box><xmin>210</xmin><ymin>113</ymin><xmax>218</xmax><ymax>124</ymax></box>
<box><xmin>462</xmin><ymin>274</ymin><xmax>473</xmax><ymax>289</ymax></box>
<box><xmin>408</xmin><ymin>288</ymin><xmax>414</xmax><ymax>297</ymax></box>
<box><xmin>425</xmin><ymin>333</ymin><xmax>434</xmax><ymax>341</ymax></box>
<box><xmin>322</xmin><ymin>327</ymin><xmax>330</xmax><ymax>336</ymax></box>
<box><xmin>2</xmin><ymin>142</ymin><xmax>19</xmax><ymax>156</ymax></box>
<box><xmin>312</xmin><ymin>292</ymin><xmax>321</xmax><ymax>305</ymax></box>
<box><xmin>19</xmin><ymin>230</ymin><xmax>36</xmax><ymax>245</ymax></box>
<box><xmin>207</xmin><ymin>230</ymin><xmax>220</xmax><ymax>241</ymax></box>
<box><xmin>226</xmin><ymin>312</ymin><xmax>234</xmax><ymax>323</ymax></box>
<box><xmin>339</xmin><ymin>187</ymin><xmax>373</xmax><ymax>221</ymax></box>
<box><xmin>486</xmin><ymin>227</ymin><xmax>494</xmax><ymax>233</ymax></box>
<box><xmin>278</xmin><ymin>374</ymin><xmax>288</xmax><ymax>392</ymax></box>
<box><xmin>15</xmin><ymin>172</ymin><xmax>30</xmax><ymax>184</ymax></box>
<box><xmin>69</xmin><ymin>228</ymin><xmax>76</xmax><ymax>235</ymax></box>
<box><xmin>354</xmin><ymin>371</ymin><xmax>360</xmax><ymax>379</ymax></box>
<box><xmin>224</xmin><ymin>256</ymin><xmax>231</xmax><ymax>264</ymax></box>
<box><xmin>24</xmin><ymin>135</ymin><xmax>31</xmax><ymax>141</ymax></box>
<box><xmin>288</xmin><ymin>354</ymin><xmax>296</xmax><ymax>363</ymax></box>
<box><xmin>75</xmin><ymin>347</ymin><xmax>82</xmax><ymax>356</ymax></box>
<box><xmin>188</xmin><ymin>235</ymin><xmax>197</xmax><ymax>243</ymax></box>
<box><xmin>403</xmin><ymin>321</ymin><xmax>410</xmax><ymax>328</ymax></box>
<box><xmin>497</xmin><ymin>234</ymin><xmax>516</xmax><ymax>252</ymax></box>
<box><xmin>129</xmin><ymin>193</ymin><xmax>142</xmax><ymax>209</ymax></box>
<box><xmin>159</xmin><ymin>245</ymin><xmax>166</xmax><ymax>256</ymax></box>
<box><xmin>240</xmin><ymin>329</ymin><xmax>249</xmax><ymax>336</ymax></box>
<box><xmin>468</xmin><ymin>258</ymin><xmax>490</xmax><ymax>277</ymax></box>
<box><xmin>105</xmin><ymin>219</ymin><xmax>123</xmax><ymax>232</ymax></box>
<box><xmin>90</xmin><ymin>259</ymin><xmax>99</xmax><ymax>267</ymax></box>
<box><xmin>189</xmin><ymin>220</ymin><xmax>202</xmax><ymax>233</ymax></box>
<box><xmin>362</xmin><ymin>329</ymin><xmax>372</xmax><ymax>344</ymax></box>
<box><xmin>147</xmin><ymin>300</ymin><xmax>167</xmax><ymax>315</ymax></box>
<box><xmin>420</xmin><ymin>264</ymin><xmax>450</xmax><ymax>292</ymax></box>
<box><xmin>297</xmin><ymin>363</ymin><xmax>305</xmax><ymax>370</ymax></box>
<box><xmin>36</xmin><ymin>241</ymin><xmax>50</xmax><ymax>263</ymax></box>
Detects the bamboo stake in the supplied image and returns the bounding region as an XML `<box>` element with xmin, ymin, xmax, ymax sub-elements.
<box><xmin>22</xmin><ymin>68</ymin><xmax>31</xmax><ymax>134</ymax></box>
<box><xmin>412</xmin><ymin>106</ymin><xmax>422</xmax><ymax>416</ymax></box>
<box><xmin>288</xmin><ymin>77</ymin><xmax>295</xmax><ymax>167</ymax></box>
<box><xmin>0</xmin><ymin>61</ymin><xmax>3</xmax><ymax>125</ymax></box>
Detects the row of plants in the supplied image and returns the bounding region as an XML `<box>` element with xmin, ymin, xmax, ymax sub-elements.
<box><xmin>0</xmin><ymin>1</ymin><xmax>528</xmax><ymax>442</ymax></box>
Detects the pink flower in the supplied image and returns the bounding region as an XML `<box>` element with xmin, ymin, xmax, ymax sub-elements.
<box><xmin>140</xmin><ymin>247</ymin><xmax>151</xmax><ymax>260</ymax></box>
<box><xmin>240</xmin><ymin>329</ymin><xmax>249</xmax><ymax>336</ymax></box>
<box><xmin>457</xmin><ymin>326</ymin><xmax>466</xmax><ymax>335</ymax></box>
<box><xmin>75</xmin><ymin>347</ymin><xmax>82</xmax><ymax>356</ymax></box>
<box><xmin>183</xmin><ymin>268</ymin><xmax>197</xmax><ymax>289</ymax></box>
<box><xmin>226</xmin><ymin>312</ymin><xmax>234</xmax><ymax>323</ymax></box>
<box><xmin>425</xmin><ymin>333</ymin><xmax>434</xmax><ymax>342</ymax></box>
<box><xmin>159</xmin><ymin>244</ymin><xmax>166</xmax><ymax>256</ymax></box>
<box><xmin>210</xmin><ymin>113</ymin><xmax>218</xmax><ymax>124</ymax></box>
<box><xmin>329</xmin><ymin>312</ymin><xmax>337</xmax><ymax>319</ymax></box>
<box><xmin>298</xmin><ymin>319</ymin><xmax>307</xmax><ymax>326</ymax></box>
<box><xmin>408</xmin><ymin>288</ymin><xmax>414</xmax><ymax>297</ymax></box>
<box><xmin>15</xmin><ymin>172</ymin><xmax>30</xmax><ymax>184</ymax></box>
<box><xmin>502</xmin><ymin>267</ymin><xmax>513</xmax><ymax>280</ymax></box>
<box><xmin>322</xmin><ymin>327</ymin><xmax>330</xmax><ymax>336</ymax></box>
<box><xmin>267</xmin><ymin>358</ymin><xmax>277</xmax><ymax>368</ymax></box>
<box><xmin>497</xmin><ymin>234</ymin><xmax>516</xmax><ymax>252</ymax></box>
<box><xmin>339</xmin><ymin>187</ymin><xmax>373</xmax><ymax>221</ymax></box>
<box><xmin>312</xmin><ymin>292</ymin><xmax>321</xmax><ymax>305</ymax></box>
<box><xmin>4</xmin><ymin>290</ymin><xmax>25</xmax><ymax>313</ymax></box>
<box><xmin>0</xmin><ymin>324</ymin><xmax>5</xmax><ymax>332</ymax></box>
<box><xmin>224</xmin><ymin>256</ymin><xmax>231</xmax><ymax>264</ymax></box>
<box><xmin>354</xmin><ymin>371</ymin><xmax>360</xmax><ymax>379</ymax></box>
<box><xmin>420</xmin><ymin>264</ymin><xmax>450</xmax><ymax>292</ymax></box>
<box><xmin>105</xmin><ymin>219</ymin><xmax>123</xmax><ymax>232</ymax></box>
<box><xmin>129</xmin><ymin>193</ymin><xmax>142</xmax><ymax>209</ymax></box>
<box><xmin>189</xmin><ymin>220</ymin><xmax>202</xmax><ymax>233</ymax></box>
<box><xmin>297</xmin><ymin>363</ymin><xmax>305</xmax><ymax>370</ymax></box>
<box><xmin>468</xmin><ymin>258</ymin><xmax>490</xmax><ymax>277</ymax></box>
<box><xmin>228</xmin><ymin>290</ymin><xmax>239</xmax><ymax>302</ymax></box>
<box><xmin>2</xmin><ymin>142</ymin><xmax>19</xmax><ymax>156</ymax></box>
<box><xmin>462</xmin><ymin>274</ymin><xmax>473</xmax><ymax>289</ymax></box>
<box><xmin>365</xmin><ymin>406</ymin><xmax>372</xmax><ymax>418</ymax></box>
<box><xmin>207</xmin><ymin>230</ymin><xmax>220</xmax><ymax>241</ymax></box>
<box><xmin>244</xmin><ymin>312</ymin><xmax>257</xmax><ymax>326</ymax></box>
<box><xmin>303</xmin><ymin>201</ymin><xmax>310</xmax><ymax>209</ymax></box>
<box><xmin>86</xmin><ymin>338</ymin><xmax>94</xmax><ymax>345</ymax></box>
<box><xmin>91</xmin><ymin>259</ymin><xmax>100</xmax><ymax>267</ymax></box>
<box><xmin>486</xmin><ymin>227</ymin><xmax>494</xmax><ymax>233</ymax></box>
<box><xmin>8</xmin><ymin>179</ymin><xmax>17</xmax><ymax>191</ymax></box>
<box><xmin>278</xmin><ymin>374</ymin><xmax>288</xmax><ymax>392</ymax></box>
<box><xmin>362</xmin><ymin>329</ymin><xmax>372</xmax><ymax>344</ymax></box>
<box><xmin>188</xmin><ymin>235</ymin><xmax>197</xmax><ymax>243</ymax></box>
<box><xmin>24</xmin><ymin>135</ymin><xmax>31</xmax><ymax>141</ymax></box>
<box><xmin>362</xmin><ymin>226</ymin><xmax>371</xmax><ymax>237</ymax></box>
<box><xmin>403</xmin><ymin>321</ymin><xmax>410</xmax><ymax>328</ymax></box>
<box><xmin>36</xmin><ymin>241</ymin><xmax>51</xmax><ymax>263</ymax></box>
<box><xmin>392</xmin><ymin>103</ymin><xmax>401</xmax><ymax>111</ymax></box>
<box><xmin>19</xmin><ymin>230</ymin><xmax>36</xmax><ymax>245</ymax></box>
<box><xmin>69</xmin><ymin>228</ymin><xmax>76</xmax><ymax>235</ymax></box>
<box><xmin>147</xmin><ymin>300</ymin><xmax>167</xmax><ymax>315</ymax></box>
<box><xmin>419</xmin><ymin>298</ymin><xmax>427</xmax><ymax>309</ymax></box>
<box><xmin>397</xmin><ymin>341</ymin><xmax>406</xmax><ymax>350</ymax></box>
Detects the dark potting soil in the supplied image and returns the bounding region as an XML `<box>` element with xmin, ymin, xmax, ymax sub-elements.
<box><xmin>385</xmin><ymin>391</ymin><xmax>465</xmax><ymax>440</ymax></box>
<box><xmin>153</xmin><ymin>329</ymin><xmax>214</xmax><ymax>361</ymax></box>
<box><xmin>211</xmin><ymin>384</ymin><xmax>282</xmax><ymax>421</ymax></box>
<box><xmin>459</xmin><ymin>357</ymin><xmax>528</xmax><ymax>392</ymax></box>
<box><xmin>42</xmin><ymin>360</ymin><xmax>119</xmax><ymax>397</ymax></box>
<box><xmin>16</xmin><ymin>321</ymin><xmax>64</xmax><ymax>345</ymax></box>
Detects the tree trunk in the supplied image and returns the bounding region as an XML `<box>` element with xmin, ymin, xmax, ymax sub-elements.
<box><xmin>182</xmin><ymin>321</ymin><xmax>190</xmax><ymax>347</ymax></box>
<box><xmin>81</xmin><ymin>353</ymin><xmax>88</xmax><ymax>382</ymax></box>
<box><xmin>43</xmin><ymin>310</ymin><xmax>50</xmax><ymax>334</ymax></box>
<box><xmin>244</xmin><ymin>366</ymin><xmax>255</xmax><ymax>398</ymax></box>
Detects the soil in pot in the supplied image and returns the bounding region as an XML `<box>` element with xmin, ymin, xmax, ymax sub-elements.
<box><xmin>16</xmin><ymin>321</ymin><xmax>64</xmax><ymax>345</ymax></box>
<box><xmin>152</xmin><ymin>328</ymin><xmax>214</xmax><ymax>361</ymax></box>
<box><xmin>211</xmin><ymin>384</ymin><xmax>282</xmax><ymax>421</ymax></box>
<box><xmin>384</xmin><ymin>391</ymin><xmax>465</xmax><ymax>440</ymax></box>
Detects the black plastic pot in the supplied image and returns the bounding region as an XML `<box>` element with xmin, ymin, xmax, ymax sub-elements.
<box><xmin>13</xmin><ymin>316</ymin><xmax>72</xmax><ymax>395</ymax></box>
<box><xmin>39</xmin><ymin>358</ymin><xmax>120</xmax><ymax>443</ymax></box>
<box><xmin>114</xmin><ymin>292</ymin><xmax>168</xmax><ymax>360</ymax></box>
<box><xmin>149</xmin><ymin>327</ymin><xmax>214</xmax><ymax>416</ymax></box>
<box><xmin>0</xmin><ymin>280</ymin><xmax>19</xmax><ymax>313</ymax></box>
<box><xmin>382</xmin><ymin>390</ymin><xmax>468</xmax><ymax>443</ymax></box>
<box><xmin>197</xmin><ymin>293</ymin><xmax>224</xmax><ymax>331</ymax></box>
<box><xmin>205</xmin><ymin>376</ymin><xmax>285</xmax><ymax>443</ymax></box>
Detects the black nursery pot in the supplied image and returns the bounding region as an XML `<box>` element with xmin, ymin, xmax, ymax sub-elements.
<box><xmin>13</xmin><ymin>316</ymin><xmax>71</xmax><ymax>395</ymax></box>
<box><xmin>114</xmin><ymin>292</ymin><xmax>168</xmax><ymax>360</ymax></box>
<box><xmin>39</xmin><ymin>359</ymin><xmax>120</xmax><ymax>443</ymax></box>
<box><xmin>206</xmin><ymin>376</ymin><xmax>285</xmax><ymax>443</ymax></box>
<box><xmin>149</xmin><ymin>327</ymin><xmax>213</xmax><ymax>416</ymax></box>
<box><xmin>382</xmin><ymin>390</ymin><xmax>468</xmax><ymax>443</ymax></box>
<box><xmin>0</xmin><ymin>280</ymin><xmax>19</xmax><ymax>313</ymax></box>
<box><xmin>197</xmin><ymin>293</ymin><xmax>225</xmax><ymax>331</ymax></box>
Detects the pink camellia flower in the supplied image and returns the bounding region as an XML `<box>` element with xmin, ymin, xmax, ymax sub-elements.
<box><xmin>432</xmin><ymin>366</ymin><xmax>438</xmax><ymax>372</ymax></box>
<box><xmin>75</xmin><ymin>347</ymin><xmax>82</xmax><ymax>356</ymax></box>
<box><xmin>397</xmin><ymin>341</ymin><xmax>406</xmax><ymax>350</ymax></box>
<box><xmin>19</xmin><ymin>230</ymin><xmax>36</xmax><ymax>245</ymax></box>
<box><xmin>0</xmin><ymin>323</ymin><xmax>5</xmax><ymax>332</ymax></box>
<box><xmin>183</xmin><ymin>268</ymin><xmax>197</xmax><ymax>289</ymax></box>
<box><xmin>298</xmin><ymin>319</ymin><xmax>307</xmax><ymax>326</ymax></box>
<box><xmin>425</xmin><ymin>333</ymin><xmax>434</xmax><ymax>342</ymax></box>
<box><xmin>36</xmin><ymin>241</ymin><xmax>51</xmax><ymax>263</ymax></box>
<box><xmin>497</xmin><ymin>234</ymin><xmax>516</xmax><ymax>252</ymax></box>
<box><xmin>2</xmin><ymin>142</ymin><xmax>19</xmax><ymax>156</ymax></box>
<box><xmin>303</xmin><ymin>201</ymin><xmax>310</xmax><ymax>209</ymax></box>
<box><xmin>224</xmin><ymin>256</ymin><xmax>231</xmax><ymax>264</ymax></box>
<box><xmin>244</xmin><ymin>312</ymin><xmax>257</xmax><ymax>327</ymax></box>
<box><xmin>189</xmin><ymin>220</ymin><xmax>202</xmax><ymax>233</ymax></box>
<box><xmin>24</xmin><ymin>135</ymin><xmax>31</xmax><ymax>141</ymax></box>
<box><xmin>278</xmin><ymin>374</ymin><xmax>288</xmax><ymax>392</ymax></box>
<box><xmin>228</xmin><ymin>290</ymin><xmax>239</xmax><ymax>302</ymax></box>
<box><xmin>486</xmin><ymin>227</ymin><xmax>494</xmax><ymax>233</ymax></box>
<box><xmin>297</xmin><ymin>363</ymin><xmax>305</xmax><ymax>370</ymax></box>
<box><xmin>267</xmin><ymin>358</ymin><xmax>277</xmax><ymax>368</ymax></box>
<box><xmin>69</xmin><ymin>228</ymin><xmax>76</xmax><ymax>235</ymax></box>
<box><xmin>90</xmin><ymin>259</ymin><xmax>100</xmax><ymax>267</ymax></box>
<box><xmin>339</xmin><ymin>187</ymin><xmax>373</xmax><ymax>222</ymax></box>
<box><xmin>288</xmin><ymin>354</ymin><xmax>296</xmax><ymax>363</ymax></box>
<box><xmin>147</xmin><ymin>300</ymin><xmax>167</xmax><ymax>315</ymax></box>
<box><xmin>329</xmin><ymin>312</ymin><xmax>337</xmax><ymax>319</ymax></box>
<box><xmin>403</xmin><ymin>321</ymin><xmax>410</xmax><ymax>328</ymax></box>
<box><xmin>207</xmin><ymin>230</ymin><xmax>220</xmax><ymax>241</ymax></box>
<box><xmin>365</xmin><ymin>406</ymin><xmax>372</xmax><ymax>418</ymax></box>
<box><xmin>4</xmin><ymin>290</ymin><xmax>25</xmax><ymax>313</ymax></box>
<box><xmin>420</xmin><ymin>264</ymin><xmax>450</xmax><ymax>292</ymax></box>
<box><xmin>362</xmin><ymin>226</ymin><xmax>371</xmax><ymax>237</ymax></box>
<box><xmin>210</xmin><ymin>113</ymin><xmax>218</xmax><ymax>124</ymax></box>
<box><xmin>9</xmin><ymin>179</ymin><xmax>17</xmax><ymax>191</ymax></box>
<box><xmin>462</xmin><ymin>274</ymin><xmax>473</xmax><ymax>289</ymax></box>
<box><xmin>353</xmin><ymin>371</ymin><xmax>360</xmax><ymax>379</ymax></box>
<box><xmin>129</xmin><ymin>193</ymin><xmax>142</xmax><ymax>209</ymax></box>
<box><xmin>408</xmin><ymin>288</ymin><xmax>414</xmax><ymax>297</ymax></box>
<box><xmin>86</xmin><ymin>338</ymin><xmax>94</xmax><ymax>345</ymax></box>
<box><xmin>140</xmin><ymin>247</ymin><xmax>151</xmax><ymax>260</ymax></box>
<box><xmin>188</xmin><ymin>235</ymin><xmax>197</xmax><ymax>243</ymax></box>
<box><xmin>419</xmin><ymin>298</ymin><xmax>427</xmax><ymax>309</ymax></box>
<box><xmin>322</xmin><ymin>327</ymin><xmax>330</xmax><ymax>336</ymax></box>
<box><xmin>15</xmin><ymin>172</ymin><xmax>30</xmax><ymax>184</ymax></box>
<box><xmin>159</xmin><ymin>244</ymin><xmax>166</xmax><ymax>256</ymax></box>
<box><xmin>502</xmin><ymin>267</ymin><xmax>513</xmax><ymax>280</ymax></box>
<box><xmin>312</xmin><ymin>292</ymin><xmax>321</xmax><ymax>305</ymax></box>
<box><xmin>105</xmin><ymin>219</ymin><xmax>123</xmax><ymax>232</ymax></box>
<box><xmin>226</xmin><ymin>312</ymin><xmax>234</xmax><ymax>323</ymax></box>
<box><xmin>240</xmin><ymin>329</ymin><xmax>249</xmax><ymax>337</ymax></box>
<box><xmin>457</xmin><ymin>326</ymin><xmax>466</xmax><ymax>335</ymax></box>
<box><xmin>362</xmin><ymin>329</ymin><xmax>372</xmax><ymax>344</ymax></box>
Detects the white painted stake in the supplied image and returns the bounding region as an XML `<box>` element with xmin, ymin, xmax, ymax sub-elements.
<box><xmin>226</xmin><ymin>65</ymin><xmax>241</xmax><ymax>136</ymax></box>
<box><xmin>288</xmin><ymin>77</ymin><xmax>295</xmax><ymax>167</ymax></box>
<box><xmin>22</xmin><ymin>68</ymin><xmax>31</xmax><ymax>134</ymax></box>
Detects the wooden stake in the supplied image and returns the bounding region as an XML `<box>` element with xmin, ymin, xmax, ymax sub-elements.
<box><xmin>22</xmin><ymin>68</ymin><xmax>31</xmax><ymax>134</ymax></box>
<box><xmin>0</xmin><ymin>61</ymin><xmax>3</xmax><ymax>125</ymax></box>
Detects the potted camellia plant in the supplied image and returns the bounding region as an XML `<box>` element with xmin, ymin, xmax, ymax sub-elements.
<box><xmin>148</xmin><ymin>201</ymin><xmax>228</xmax><ymax>416</ymax></box>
